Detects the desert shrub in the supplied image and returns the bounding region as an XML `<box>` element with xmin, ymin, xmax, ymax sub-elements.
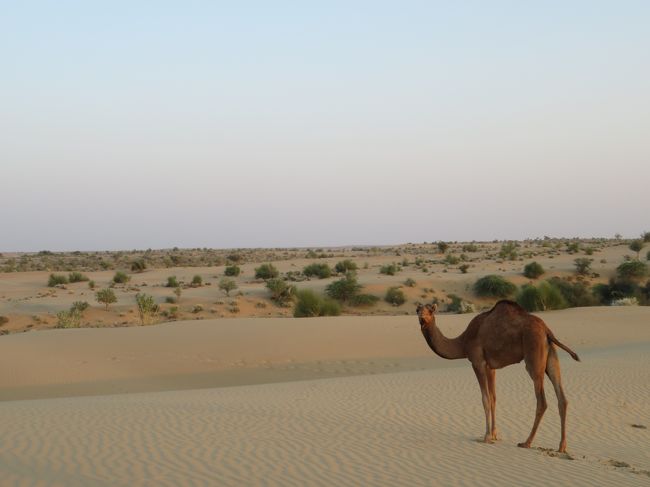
<box><xmin>68</xmin><ymin>272</ymin><xmax>89</xmax><ymax>283</ymax></box>
<box><xmin>516</xmin><ymin>282</ymin><xmax>567</xmax><ymax>312</ymax></box>
<box><xmin>266</xmin><ymin>279</ymin><xmax>296</xmax><ymax>306</ymax></box>
<box><xmin>462</xmin><ymin>243</ymin><xmax>479</xmax><ymax>252</ymax></box>
<box><xmin>459</xmin><ymin>264</ymin><xmax>470</xmax><ymax>274</ymax></box>
<box><xmin>71</xmin><ymin>301</ymin><xmax>89</xmax><ymax>313</ymax></box>
<box><xmin>444</xmin><ymin>254</ymin><xmax>460</xmax><ymax>265</ymax></box>
<box><xmin>95</xmin><ymin>288</ymin><xmax>117</xmax><ymax>310</ymax></box>
<box><xmin>294</xmin><ymin>289</ymin><xmax>341</xmax><ymax>317</ymax></box>
<box><xmin>88</xmin><ymin>280</ymin><xmax>95</xmax><ymax>290</ymax></box>
<box><xmin>546</xmin><ymin>277</ymin><xmax>597</xmax><ymax>307</ymax></box>
<box><xmin>437</xmin><ymin>242</ymin><xmax>449</xmax><ymax>253</ymax></box>
<box><xmin>224</xmin><ymin>265</ymin><xmax>241</xmax><ymax>276</ymax></box>
<box><xmin>404</xmin><ymin>278</ymin><xmax>416</xmax><ymax>287</ymax></box>
<box><xmin>135</xmin><ymin>293</ymin><xmax>159</xmax><ymax>325</ymax></box>
<box><xmin>130</xmin><ymin>259</ymin><xmax>147</xmax><ymax>273</ymax></box>
<box><xmin>446</xmin><ymin>294</ymin><xmax>474</xmax><ymax>314</ymax></box>
<box><xmin>611</xmin><ymin>297</ymin><xmax>639</xmax><ymax>306</ymax></box>
<box><xmin>192</xmin><ymin>304</ymin><xmax>203</xmax><ymax>314</ymax></box>
<box><xmin>303</xmin><ymin>263</ymin><xmax>332</xmax><ymax>279</ymax></box>
<box><xmin>173</xmin><ymin>286</ymin><xmax>182</xmax><ymax>302</ymax></box>
<box><xmin>566</xmin><ymin>242</ymin><xmax>580</xmax><ymax>253</ymax></box>
<box><xmin>499</xmin><ymin>242</ymin><xmax>518</xmax><ymax>260</ymax></box>
<box><xmin>113</xmin><ymin>271</ymin><xmax>130</xmax><ymax>284</ymax></box>
<box><xmin>351</xmin><ymin>293</ymin><xmax>380</xmax><ymax>306</ymax></box>
<box><xmin>219</xmin><ymin>277</ymin><xmax>238</xmax><ymax>296</ymax></box>
<box><xmin>384</xmin><ymin>287</ymin><xmax>406</xmax><ymax>306</ymax></box>
<box><xmin>326</xmin><ymin>273</ymin><xmax>362</xmax><ymax>303</ymax></box>
<box><xmin>647</xmin><ymin>250</ymin><xmax>650</xmax><ymax>261</ymax></box>
<box><xmin>617</xmin><ymin>260</ymin><xmax>648</xmax><ymax>281</ymax></box>
<box><xmin>165</xmin><ymin>296</ymin><xmax>176</xmax><ymax>304</ymax></box>
<box><xmin>334</xmin><ymin>260</ymin><xmax>358</xmax><ymax>274</ymax></box>
<box><xmin>56</xmin><ymin>309</ymin><xmax>82</xmax><ymax>328</ymax></box>
<box><xmin>48</xmin><ymin>274</ymin><xmax>68</xmax><ymax>287</ymax></box>
<box><xmin>0</xmin><ymin>316</ymin><xmax>8</xmax><ymax>326</ymax></box>
<box><xmin>573</xmin><ymin>258</ymin><xmax>593</xmax><ymax>276</ymax></box>
<box><xmin>166</xmin><ymin>276</ymin><xmax>179</xmax><ymax>288</ymax></box>
<box><xmin>473</xmin><ymin>275</ymin><xmax>517</xmax><ymax>298</ymax></box>
<box><xmin>592</xmin><ymin>279</ymin><xmax>635</xmax><ymax>305</ymax></box>
<box><xmin>227</xmin><ymin>253</ymin><xmax>243</xmax><ymax>263</ymax></box>
<box><xmin>584</xmin><ymin>247</ymin><xmax>595</xmax><ymax>255</ymax></box>
<box><xmin>629</xmin><ymin>240</ymin><xmax>644</xmax><ymax>259</ymax></box>
<box><xmin>191</xmin><ymin>275</ymin><xmax>203</xmax><ymax>287</ymax></box>
<box><xmin>255</xmin><ymin>263</ymin><xmax>279</xmax><ymax>280</ymax></box>
<box><xmin>523</xmin><ymin>262</ymin><xmax>545</xmax><ymax>279</ymax></box>
<box><xmin>379</xmin><ymin>264</ymin><xmax>398</xmax><ymax>276</ymax></box>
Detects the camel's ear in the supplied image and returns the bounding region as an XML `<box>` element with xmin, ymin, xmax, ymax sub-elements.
<box><xmin>431</xmin><ymin>302</ymin><xmax>438</xmax><ymax>312</ymax></box>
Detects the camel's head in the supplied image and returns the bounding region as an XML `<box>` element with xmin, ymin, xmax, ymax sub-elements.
<box><xmin>416</xmin><ymin>302</ymin><xmax>437</xmax><ymax>326</ymax></box>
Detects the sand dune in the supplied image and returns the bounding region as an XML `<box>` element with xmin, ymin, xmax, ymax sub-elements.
<box><xmin>0</xmin><ymin>307</ymin><xmax>649</xmax><ymax>486</ymax></box>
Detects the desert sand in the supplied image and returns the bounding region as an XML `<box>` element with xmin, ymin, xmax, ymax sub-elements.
<box><xmin>1</xmin><ymin>306</ymin><xmax>649</xmax><ymax>486</ymax></box>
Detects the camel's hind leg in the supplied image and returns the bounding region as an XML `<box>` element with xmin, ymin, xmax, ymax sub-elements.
<box><xmin>518</xmin><ymin>345</ymin><xmax>548</xmax><ymax>449</ymax></box>
<box><xmin>546</xmin><ymin>344</ymin><xmax>569</xmax><ymax>453</ymax></box>
<box><xmin>487</xmin><ymin>367</ymin><xmax>498</xmax><ymax>440</ymax></box>
<box><xmin>472</xmin><ymin>362</ymin><xmax>493</xmax><ymax>443</ymax></box>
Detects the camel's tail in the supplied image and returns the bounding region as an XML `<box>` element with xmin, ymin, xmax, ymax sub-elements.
<box><xmin>548</xmin><ymin>333</ymin><xmax>580</xmax><ymax>361</ymax></box>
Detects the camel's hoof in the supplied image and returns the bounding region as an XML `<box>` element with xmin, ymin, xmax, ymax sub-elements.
<box><xmin>517</xmin><ymin>442</ymin><xmax>531</xmax><ymax>449</ymax></box>
<box><xmin>483</xmin><ymin>436</ymin><xmax>494</xmax><ymax>444</ymax></box>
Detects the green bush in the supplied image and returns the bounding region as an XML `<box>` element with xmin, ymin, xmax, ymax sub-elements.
<box><xmin>224</xmin><ymin>265</ymin><xmax>241</xmax><ymax>276</ymax></box>
<box><xmin>326</xmin><ymin>273</ymin><xmax>362</xmax><ymax>303</ymax></box>
<box><xmin>294</xmin><ymin>289</ymin><xmax>341</xmax><ymax>317</ymax></box>
<box><xmin>191</xmin><ymin>275</ymin><xmax>203</xmax><ymax>287</ymax></box>
<box><xmin>573</xmin><ymin>258</ymin><xmax>593</xmax><ymax>275</ymax></box>
<box><xmin>88</xmin><ymin>280</ymin><xmax>95</xmax><ymax>290</ymax></box>
<box><xmin>351</xmin><ymin>293</ymin><xmax>380</xmax><ymax>306</ymax></box>
<box><xmin>499</xmin><ymin>242</ymin><xmax>518</xmax><ymax>260</ymax></box>
<box><xmin>617</xmin><ymin>260</ymin><xmax>648</xmax><ymax>281</ymax></box>
<box><xmin>473</xmin><ymin>275</ymin><xmax>517</xmax><ymax>298</ymax></box>
<box><xmin>130</xmin><ymin>259</ymin><xmax>147</xmax><ymax>273</ymax></box>
<box><xmin>592</xmin><ymin>279</ymin><xmax>638</xmax><ymax>305</ymax></box>
<box><xmin>266</xmin><ymin>279</ymin><xmax>296</xmax><ymax>306</ymax></box>
<box><xmin>113</xmin><ymin>271</ymin><xmax>130</xmax><ymax>284</ymax></box>
<box><xmin>48</xmin><ymin>274</ymin><xmax>68</xmax><ymax>287</ymax></box>
<box><xmin>444</xmin><ymin>254</ymin><xmax>460</xmax><ymax>265</ymax></box>
<box><xmin>629</xmin><ymin>240</ymin><xmax>644</xmax><ymax>258</ymax></box>
<box><xmin>219</xmin><ymin>277</ymin><xmax>238</xmax><ymax>296</ymax></box>
<box><xmin>95</xmin><ymin>288</ymin><xmax>117</xmax><ymax>310</ymax></box>
<box><xmin>56</xmin><ymin>308</ymin><xmax>82</xmax><ymax>328</ymax></box>
<box><xmin>135</xmin><ymin>293</ymin><xmax>159</xmax><ymax>325</ymax></box>
<box><xmin>255</xmin><ymin>263</ymin><xmax>279</xmax><ymax>280</ymax></box>
<box><xmin>462</xmin><ymin>243</ymin><xmax>479</xmax><ymax>252</ymax></box>
<box><xmin>379</xmin><ymin>264</ymin><xmax>398</xmax><ymax>276</ymax></box>
<box><xmin>546</xmin><ymin>277</ymin><xmax>597</xmax><ymax>307</ymax></box>
<box><xmin>303</xmin><ymin>263</ymin><xmax>332</xmax><ymax>279</ymax></box>
<box><xmin>166</xmin><ymin>276</ymin><xmax>179</xmax><ymax>288</ymax></box>
<box><xmin>523</xmin><ymin>262</ymin><xmax>545</xmax><ymax>279</ymax></box>
<box><xmin>71</xmin><ymin>301</ymin><xmax>89</xmax><ymax>313</ymax></box>
<box><xmin>446</xmin><ymin>294</ymin><xmax>474</xmax><ymax>313</ymax></box>
<box><xmin>403</xmin><ymin>278</ymin><xmax>416</xmax><ymax>287</ymax></box>
<box><xmin>437</xmin><ymin>242</ymin><xmax>449</xmax><ymax>253</ymax></box>
<box><xmin>516</xmin><ymin>282</ymin><xmax>567</xmax><ymax>312</ymax></box>
<box><xmin>335</xmin><ymin>260</ymin><xmax>358</xmax><ymax>273</ymax></box>
<box><xmin>459</xmin><ymin>264</ymin><xmax>470</xmax><ymax>274</ymax></box>
<box><xmin>68</xmin><ymin>272</ymin><xmax>89</xmax><ymax>283</ymax></box>
<box><xmin>384</xmin><ymin>287</ymin><xmax>406</xmax><ymax>306</ymax></box>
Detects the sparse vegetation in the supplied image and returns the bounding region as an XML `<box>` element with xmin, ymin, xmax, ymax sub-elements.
<box><xmin>95</xmin><ymin>288</ymin><xmax>117</xmax><ymax>310</ymax></box>
<box><xmin>266</xmin><ymin>279</ymin><xmax>297</xmax><ymax>306</ymax></box>
<box><xmin>255</xmin><ymin>263</ymin><xmax>279</xmax><ymax>280</ymax></box>
<box><xmin>473</xmin><ymin>275</ymin><xmax>517</xmax><ymax>298</ymax></box>
<box><xmin>384</xmin><ymin>287</ymin><xmax>406</xmax><ymax>306</ymax></box>
<box><xmin>166</xmin><ymin>276</ymin><xmax>179</xmax><ymax>288</ymax></box>
<box><xmin>404</xmin><ymin>278</ymin><xmax>416</xmax><ymax>287</ymax></box>
<box><xmin>459</xmin><ymin>264</ymin><xmax>470</xmax><ymax>274</ymax></box>
<box><xmin>516</xmin><ymin>282</ymin><xmax>567</xmax><ymax>312</ymax></box>
<box><xmin>48</xmin><ymin>274</ymin><xmax>68</xmax><ymax>287</ymax></box>
<box><xmin>325</xmin><ymin>273</ymin><xmax>362</xmax><ymax>303</ymax></box>
<box><xmin>173</xmin><ymin>286</ymin><xmax>182</xmax><ymax>302</ymax></box>
<box><xmin>113</xmin><ymin>271</ymin><xmax>129</xmax><ymax>284</ymax></box>
<box><xmin>446</xmin><ymin>294</ymin><xmax>474</xmax><ymax>313</ymax></box>
<box><xmin>499</xmin><ymin>242</ymin><xmax>518</xmax><ymax>260</ymax></box>
<box><xmin>523</xmin><ymin>262</ymin><xmax>545</xmax><ymax>279</ymax></box>
<box><xmin>71</xmin><ymin>301</ymin><xmax>89</xmax><ymax>313</ymax></box>
<box><xmin>130</xmin><ymin>259</ymin><xmax>147</xmax><ymax>273</ymax></box>
<box><xmin>293</xmin><ymin>290</ymin><xmax>341</xmax><ymax>317</ymax></box>
<box><xmin>191</xmin><ymin>274</ymin><xmax>203</xmax><ymax>287</ymax></box>
<box><xmin>68</xmin><ymin>272</ymin><xmax>89</xmax><ymax>283</ymax></box>
<box><xmin>88</xmin><ymin>280</ymin><xmax>95</xmax><ymax>290</ymax></box>
<box><xmin>56</xmin><ymin>308</ymin><xmax>82</xmax><ymax>328</ymax></box>
<box><xmin>617</xmin><ymin>260</ymin><xmax>648</xmax><ymax>281</ymax></box>
<box><xmin>629</xmin><ymin>240</ymin><xmax>644</xmax><ymax>259</ymax></box>
<box><xmin>437</xmin><ymin>242</ymin><xmax>449</xmax><ymax>254</ymax></box>
<box><xmin>224</xmin><ymin>265</ymin><xmax>241</xmax><ymax>276</ymax></box>
<box><xmin>335</xmin><ymin>260</ymin><xmax>358</xmax><ymax>273</ymax></box>
<box><xmin>379</xmin><ymin>264</ymin><xmax>398</xmax><ymax>276</ymax></box>
<box><xmin>303</xmin><ymin>263</ymin><xmax>332</xmax><ymax>279</ymax></box>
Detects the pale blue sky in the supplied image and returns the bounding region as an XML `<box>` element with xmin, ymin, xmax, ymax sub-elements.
<box><xmin>2</xmin><ymin>1</ymin><xmax>649</xmax><ymax>251</ymax></box>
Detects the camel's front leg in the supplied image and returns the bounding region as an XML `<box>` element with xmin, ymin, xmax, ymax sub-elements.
<box><xmin>472</xmin><ymin>363</ymin><xmax>493</xmax><ymax>443</ymax></box>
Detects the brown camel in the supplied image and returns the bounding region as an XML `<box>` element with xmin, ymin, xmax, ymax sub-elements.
<box><xmin>416</xmin><ymin>300</ymin><xmax>580</xmax><ymax>453</ymax></box>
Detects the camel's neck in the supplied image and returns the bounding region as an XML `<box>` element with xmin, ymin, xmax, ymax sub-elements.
<box><xmin>421</xmin><ymin>320</ymin><xmax>466</xmax><ymax>360</ymax></box>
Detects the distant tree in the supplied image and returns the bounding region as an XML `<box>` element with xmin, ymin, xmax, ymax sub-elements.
<box><xmin>629</xmin><ymin>240</ymin><xmax>644</xmax><ymax>260</ymax></box>
<box><xmin>224</xmin><ymin>265</ymin><xmax>241</xmax><ymax>276</ymax></box>
<box><xmin>95</xmin><ymin>288</ymin><xmax>117</xmax><ymax>310</ymax></box>
<box><xmin>573</xmin><ymin>258</ymin><xmax>593</xmax><ymax>276</ymax></box>
<box><xmin>219</xmin><ymin>278</ymin><xmax>238</xmax><ymax>296</ymax></box>
<box><xmin>617</xmin><ymin>261</ymin><xmax>648</xmax><ymax>281</ymax></box>
<box><xmin>325</xmin><ymin>273</ymin><xmax>362</xmax><ymax>303</ymax></box>
<box><xmin>437</xmin><ymin>242</ymin><xmax>449</xmax><ymax>254</ymax></box>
